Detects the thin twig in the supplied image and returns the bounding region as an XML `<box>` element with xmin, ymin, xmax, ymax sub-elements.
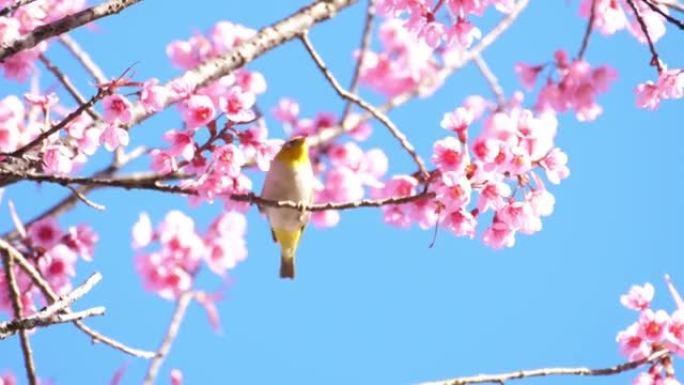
<box><xmin>0</xmin><ymin>239</ymin><xmax>156</xmax><ymax>359</ymax></box>
<box><xmin>0</xmin><ymin>0</ymin><xmax>144</xmax><ymax>62</ymax></box>
<box><xmin>418</xmin><ymin>349</ymin><xmax>670</xmax><ymax>385</ymax></box>
<box><xmin>38</xmin><ymin>54</ymin><xmax>101</xmax><ymax>121</ymax></box>
<box><xmin>340</xmin><ymin>0</ymin><xmax>376</xmax><ymax>122</ymax></box>
<box><xmin>473</xmin><ymin>55</ymin><xmax>506</xmax><ymax>109</ymax></box>
<box><xmin>0</xmin><ymin>0</ymin><xmax>38</xmax><ymax>17</ymax></box>
<box><xmin>656</xmin><ymin>0</ymin><xmax>684</xmax><ymax>12</ymax></box>
<box><xmin>626</xmin><ymin>0</ymin><xmax>664</xmax><ymax>73</ymax></box>
<box><xmin>643</xmin><ymin>0</ymin><xmax>684</xmax><ymax>29</ymax></box>
<box><xmin>65</xmin><ymin>185</ymin><xmax>106</xmax><ymax>211</ymax></box>
<box><xmin>299</xmin><ymin>32</ymin><xmax>429</xmax><ymax>181</ymax></box>
<box><xmin>142</xmin><ymin>291</ymin><xmax>194</xmax><ymax>385</ymax></box>
<box><xmin>2</xmin><ymin>87</ymin><xmax>111</xmax><ymax>158</ymax></box>
<box><xmin>58</xmin><ymin>34</ymin><xmax>108</xmax><ymax>84</ymax></box>
<box><xmin>0</xmin><ymin>306</ymin><xmax>106</xmax><ymax>340</ymax></box>
<box><xmin>577</xmin><ymin>0</ymin><xmax>597</xmax><ymax>59</ymax></box>
<box><xmin>30</xmin><ymin>273</ymin><xmax>102</xmax><ymax>320</ymax></box>
<box><xmin>1</xmin><ymin>246</ymin><xmax>38</xmax><ymax>385</ymax></box>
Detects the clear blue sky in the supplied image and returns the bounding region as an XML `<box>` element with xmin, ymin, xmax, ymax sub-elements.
<box><xmin>1</xmin><ymin>1</ymin><xmax>682</xmax><ymax>384</ymax></box>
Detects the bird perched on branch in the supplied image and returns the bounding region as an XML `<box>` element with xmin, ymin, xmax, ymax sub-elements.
<box><xmin>260</xmin><ymin>136</ymin><xmax>314</xmax><ymax>279</ymax></box>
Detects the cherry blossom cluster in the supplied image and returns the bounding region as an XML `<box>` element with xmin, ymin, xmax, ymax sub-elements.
<box><xmin>515</xmin><ymin>49</ymin><xmax>617</xmax><ymax>122</ymax></box>
<box><xmin>357</xmin><ymin>18</ymin><xmax>443</xmax><ymax>97</ymax></box>
<box><xmin>0</xmin><ymin>216</ymin><xmax>97</xmax><ymax>316</ymax></box>
<box><xmin>616</xmin><ymin>276</ymin><xmax>683</xmax><ymax>385</ymax></box>
<box><xmin>579</xmin><ymin>0</ymin><xmax>668</xmax><ymax>44</ymax></box>
<box><xmin>0</xmin><ymin>0</ymin><xmax>87</xmax><ymax>81</ymax></box>
<box><xmin>132</xmin><ymin>210</ymin><xmax>246</xmax><ymax>301</ymax></box>
<box><xmin>271</xmin><ymin>98</ymin><xmax>389</xmax><ymax>228</ymax></box>
<box><xmin>373</xmin><ymin>94</ymin><xmax>566</xmax><ymax>249</ymax></box>
<box><xmin>376</xmin><ymin>0</ymin><xmax>514</xmax><ymax>49</ymax></box>
<box><xmin>145</xmin><ymin>21</ymin><xmax>277</xmax><ymax>207</ymax></box>
<box><xmin>635</xmin><ymin>67</ymin><xmax>684</xmax><ymax>109</ymax></box>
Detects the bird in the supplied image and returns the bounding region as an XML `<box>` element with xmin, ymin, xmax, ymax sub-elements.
<box><xmin>260</xmin><ymin>136</ymin><xmax>314</xmax><ymax>279</ymax></box>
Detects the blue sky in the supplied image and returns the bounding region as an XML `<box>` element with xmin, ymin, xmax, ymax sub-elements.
<box><xmin>1</xmin><ymin>0</ymin><xmax>682</xmax><ymax>384</ymax></box>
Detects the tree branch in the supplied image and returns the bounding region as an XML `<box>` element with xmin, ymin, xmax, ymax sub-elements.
<box><xmin>38</xmin><ymin>53</ymin><xmax>101</xmax><ymax>121</ymax></box>
<box><xmin>626</xmin><ymin>0</ymin><xmax>664</xmax><ymax>73</ymax></box>
<box><xmin>0</xmin><ymin>168</ymin><xmax>436</xmax><ymax>211</ymax></box>
<box><xmin>58</xmin><ymin>34</ymin><xmax>108</xmax><ymax>84</ymax></box>
<box><xmin>142</xmin><ymin>291</ymin><xmax>193</xmax><ymax>385</ymax></box>
<box><xmin>340</xmin><ymin>0</ymin><xmax>376</xmax><ymax>122</ymax></box>
<box><xmin>0</xmin><ymin>307</ymin><xmax>106</xmax><ymax>340</ymax></box>
<box><xmin>299</xmin><ymin>32</ymin><xmax>429</xmax><ymax>180</ymax></box>
<box><xmin>1</xmin><ymin>244</ymin><xmax>38</xmax><ymax>385</ymax></box>
<box><xmin>418</xmin><ymin>349</ymin><xmax>670</xmax><ymax>385</ymax></box>
<box><xmin>0</xmin><ymin>0</ymin><xmax>38</xmax><ymax>17</ymax></box>
<box><xmin>577</xmin><ymin>0</ymin><xmax>597</xmax><ymax>59</ymax></box>
<box><xmin>473</xmin><ymin>54</ymin><xmax>505</xmax><ymax>109</ymax></box>
<box><xmin>0</xmin><ymin>0</ymin><xmax>144</xmax><ymax>62</ymax></box>
<box><xmin>0</xmin><ymin>239</ymin><xmax>156</xmax><ymax>359</ymax></box>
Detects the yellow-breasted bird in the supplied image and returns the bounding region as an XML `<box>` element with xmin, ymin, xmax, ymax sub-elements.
<box><xmin>261</xmin><ymin>136</ymin><xmax>314</xmax><ymax>279</ymax></box>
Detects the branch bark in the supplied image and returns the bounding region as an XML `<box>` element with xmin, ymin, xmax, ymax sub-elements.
<box><xmin>418</xmin><ymin>349</ymin><xmax>670</xmax><ymax>385</ymax></box>
<box><xmin>0</xmin><ymin>0</ymin><xmax>144</xmax><ymax>62</ymax></box>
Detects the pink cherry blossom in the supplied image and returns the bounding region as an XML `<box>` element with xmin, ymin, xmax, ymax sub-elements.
<box><xmin>219</xmin><ymin>86</ymin><xmax>256</xmax><ymax>122</ymax></box>
<box><xmin>140</xmin><ymin>78</ymin><xmax>170</xmax><ymax>113</ymax></box>
<box><xmin>515</xmin><ymin>63</ymin><xmax>543</xmax><ymax>90</ymax></box>
<box><xmin>63</xmin><ymin>225</ymin><xmax>98</xmax><ymax>261</ymax></box>
<box><xmin>164</xmin><ymin>130</ymin><xmax>195</xmax><ymax>161</ymax></box>
<box><xmin>617</xmin><ymin>322</ymin><xmax>652</xmax><ymax>360</ymax></box>
<box><xmin>100</xmin><ymin>123</ymin><xmax>130</xmax><ymax>151</ymax></box>
<box><xmin>442</xmin><ymin>209</ymin><xmax>477</xmax><ymax>238</ymax></box>
<box><xmin>102</xmin><ymin>94</ymin><xmax>133</xmax><ymax>123</ymax></box>
<box><xmin>433</xmin><ymin>137</ymin><xmax>468</xmax><ymax>173</ymax></box>
<box><xmin>28</xmin><ymin>217</ymin><xmax>63</xmax><ymax>250</ymax></box>
<box><xmin>272</xmin><ymin>98</ymin><xmax>300</xmax><ymax>124</ymax></box>
<box><xmin>204</xmin><ymin>211</ymin><xmax>247</xmax><ymax>275</ymax></box>
<box><xmin>539</xmin><ymin>148</ymin><xmax>570</xmax><ymax>184</ymax></box>
<box><xmin>180</xmin><ymin>95</ymin><xmax>216</xmax><ymax>129</ymax></box>
<box><xmin>150</xmin><ymin>149</ymin><xmax>178</xmax><ymax>174</ymax></box>
<box><xmin>621</xmin><ymin>283</ymin><xmax>655</xmax><ymax>311</ymax></box>
<box><xmin>170</xmin><ymin>369</ymin><xmax>183</xmax><ymax>385</ymax></box>
<box><xmin>639</xmin><ymin>309</ymin><xmax>670</xmax><ymax>342</ymax></box>
<box><xmin>482</xmin><ymin>220</ymin><xmax>516</xmax><ymax>249</ymax></box>
<box><xmin>42</xmin><ymin>145</ymin><xmax>73</xmax><ymax>175</ymax></box>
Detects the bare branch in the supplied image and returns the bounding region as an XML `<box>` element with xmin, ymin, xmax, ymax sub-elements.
<box><xmin>0</xmin><ymin>307</ymin><xmax>106</xmax><ymax>340</ymax></box>
<box><xmin>58</xmin><ymin>34</ymin><xmax>108</xmax><ymax>84</ymax></box>
<box><xmin>299</xmin><ymin>32</ymin><xmax>429</xmax><ymax>180</ymax></box>
<box><xmin>626</xmin><ymin>0</ymin><xmax>664</xmax><ymax>73</ymax></box>
<box><xmin>38</xmin><ymin>53</ymin><xmax>101</xmax><ymax>121</ymax></box>
<box><xmin>0</xmin><ymin>239</ymin><xmax>156</xmax><ymax>359</ymax></box>
<box><xmin>419</xmin><ymin>349</ymin><xmax>670</xmax><ymax>385</ymax></box>
<box><xmin>656</xmin><ymin>0</ymin><xmax>684</xmax><ymax>12</ymax></box>
<box><xmin>473</xmin><ymin>55</ymin><xmax>506</xmax><ymax>109</ymax></box>
<box><xmin>142</xmin><ymin>291</ymin><xmax>194</xmax><ymax>385</ymax></box>
<box><xmin>0</xmin><ymin>0</ymin><xmax>144</xmax><ymax>62</ymax></box>
<box><xmin>340</xmin><ymin>0</ymin><xmax>376</xmax><ymax>122</ymax></box>
<box><xmin>65</xmin><ymin>185</ymin><xmax>107</xmax><ymax>211</ymax></box>
<box><xmin>1</xmin><ymin>244</ymin><xmax>38</xmax><ymax>385</ymax></box>
<box><xmin>643</xmin><ymin>0</ymin><xmax>684</xmax><ymax>29</ymax></box>
<box><xmin>577</xmin><ymin>0</ymin><xmax>597</xmax><ymax>59</ymax></box>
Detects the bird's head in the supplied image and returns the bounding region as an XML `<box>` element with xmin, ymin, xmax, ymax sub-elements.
<box><xmin>275</xmin><ymin>136</ymin><xmax>310</xmax><ymax>167</ymax></box>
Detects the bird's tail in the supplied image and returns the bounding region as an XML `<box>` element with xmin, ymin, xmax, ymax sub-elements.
<box><xmin>280</xmin><ymin>250</ymin><xmax>295</xmax><ymax>279</ymax></box>
<box><xmin>273</xmin><ymin>228</ymin><xmax>302</xmax><ymax>279</ymax></box>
